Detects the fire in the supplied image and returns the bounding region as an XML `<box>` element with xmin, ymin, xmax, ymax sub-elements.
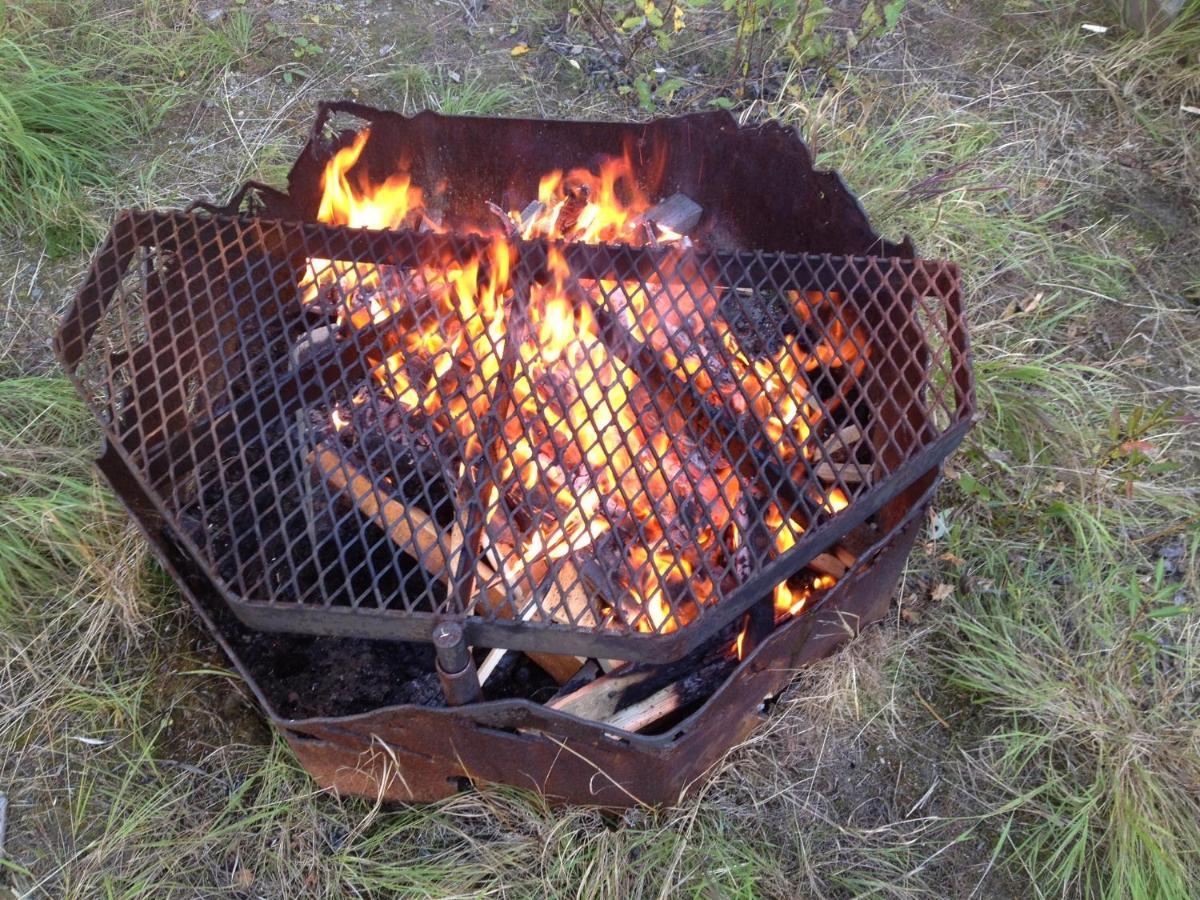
<box><xmin>302</xmin><ymin>128</ymin><xmax>865</xmax><ymax>635</ymax></box>
<box><xmin>517</xmin><ymin>151</ymin><xmax>653</xmax><ymax>244</ymax></box>
<box><xmin>316</xmin><ymin>131</ymin><xmax>424</xmax><ymax>229</ymax></box>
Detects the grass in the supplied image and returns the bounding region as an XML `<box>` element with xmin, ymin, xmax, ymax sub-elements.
<box><xmin>0</xmin><ymin>38</ymin><xmax>138</xmax><ymax>248</ymax></box>
<box><xmin>0</xmin><ymin>1</ymin><xmax>263</xmax><ymax>248</ymax></box>
<box><xmin>1</xmin><ymin>1</ymin><xmax>1198</xmax><ymax>897</ymax></box>
<box><xmin>385</xmin><ymin>64</ymin><xmax>523</xmax><ymax>116</ymax></box>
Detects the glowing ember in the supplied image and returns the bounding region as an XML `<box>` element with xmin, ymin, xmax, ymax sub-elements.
<box><xmin>302</xmin><ymin>128</ymin><xmax>866</xmax><ymax>634</ymax></box>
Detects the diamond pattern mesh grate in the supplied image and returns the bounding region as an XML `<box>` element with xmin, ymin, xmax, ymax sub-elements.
<box><xmin>56</xmin><ymin>209</ymin><xmax>973</xmax><ymax>660</ymax></box>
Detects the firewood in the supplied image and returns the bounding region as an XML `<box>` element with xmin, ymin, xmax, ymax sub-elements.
<box><xmin>807</xmin><ymin>552</ymin><xmax>847</xmax><ymax>579</ymax></box>
<box><xmin>311</xmin><ymin>442</ymin><xmax>583</xmax><ymax>683</ymax></box>
<box><xmin>813</xmin><ymin>460</ymin><xmax>865</xmax><ymax>484</ymax></box>
<box><xmin>637</xmin><ymin>192</ymin><xmax>703</xmax><ymax>237</ymax></box>
<box><xmin>542</xmin><ymin>559</ymin><xmax>598</xmax><ymax>627</ymax></box>
<box><xmin>602</xmin><ymin>658</ymin><xmax>730</xmax><ymax>733</ymax></box>
<box><xmin>829</xmin><ymin>424</ymin><xmax>863</xmax><ymax>452</ymax></box>
<box><xmin>486</xmin><ymin>201</ymin><xmax>518</xmax><ymax>238</ymax></box>
<box><xmin>519</xmin><ymin>200</ymin><xmax>546</xmax><ymax>232</ymax></box>
<box><xmin>547</xmin><ymin>649</ymin><xmax>733</xmax><ymax>723</ymax></box>
<box><xmin>589</xmin><ymin>302</ymin><xmax>816</xmax><ymax>525</ymax></box>
<box><xmin>833</xmin><ymin>545</ymin><xmax>857</xmax><ymax>570</ymax></box>
<box><xmin>289</xmin><ymin>324</ymin><xmax>336</xmax><ymax>367</ymax></box>
<box><xmin>549</xmin><ymin>660</ymin><xmax>602</xmax><ymax>700</ymax></box>
<box><xmin>556</xmin><ymin>184</ymin><xmax>589</xmax><ymax>236</ymax></box>
<box><xmin>313</xmin><ymin>444</ymin><xmax>455</xmax><ymax>572</ymax></box>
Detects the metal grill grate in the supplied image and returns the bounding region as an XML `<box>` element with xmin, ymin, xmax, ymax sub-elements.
<box><xmin>56</xmin><ymin>209</ymin><xmax>973</xmax><ymax>661</ymax></box>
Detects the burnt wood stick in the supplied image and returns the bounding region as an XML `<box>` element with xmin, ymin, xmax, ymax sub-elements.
<box><xmin>485</xmin><ymin>201</ymin><xmax>519</xmax><ymax>239</ymax></box>
<box><xmin>519</xmin><ymin>200</ymin><xmax>546</xmax><ymax>232</ymax></box>
<box><xmin>146</xmin><ymin>309</ymin><xmax>423</xmax><ymax>492</ymax></box>
<box><xmin>547</xmin><ymin>645</ymin><xmax>735</xmax><ymax>722</ymax></box>
<box><xmin>548</xmin><ymin>660</ymin><xmax>602</xmax><ymax>701</ymax></box>
<box><xmin>602</xmin><ymin>658</ymin><xmax>732</xmax><ymax>733</ymax></box>
<box><xmin>311</xmin><ymin>443</ymin><xmax>583</xmax><ymax>683</ymax></box>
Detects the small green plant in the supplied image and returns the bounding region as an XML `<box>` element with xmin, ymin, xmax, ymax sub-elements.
<box><xmin>1098</xmin><ymin>401</ymin><xmax>1180</xmax><ymax>494</ymax></box>
<box><xmin>290</xmin><ymin>35</ymin><xmax>324</xmax><ymax>60</ymax></box>
<box><xmin>576</xmin><ymin>0</ymin><xmax>686</xmax><ymax>63</ymax></box>
<box><xmin>729</xmin><ymin>0</ymin><xmax>907</xmax><ymax>83</ymax></box>
<box><xmin>578</xmin><ymin>0</ymin><xmax>907</xmax><ymax>109</ymax></box>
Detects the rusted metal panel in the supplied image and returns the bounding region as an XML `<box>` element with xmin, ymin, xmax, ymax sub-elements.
<box><xmin>279</xmin><ymin>514</ymin><xmax>920</xmax><ymax>806</ymax></box>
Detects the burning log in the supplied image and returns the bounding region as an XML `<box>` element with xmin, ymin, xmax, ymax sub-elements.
<box><xmin>486</xmin><ymin>201</ymin><xmax>518</xmax><ymax>238</ymax></box>
<box><xmin>311</xmin><ymin>442</ymin><xmax>584</xmax><ymax>683</ymax></box>
<box><xmin>589</xmin><ymin>302</ymin><xmax>817</xmax><ymax>526</ymax></box>
<box><xmin>519</xmin><ymin>200</ymin><xmax>546</xmax><ymax>232</ymax></box>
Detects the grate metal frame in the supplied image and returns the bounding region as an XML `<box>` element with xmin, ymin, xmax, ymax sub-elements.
<box><xmin>56</xmin><ymin>208</ymin><xmax>973</xmax><ymax>662</ymax></box>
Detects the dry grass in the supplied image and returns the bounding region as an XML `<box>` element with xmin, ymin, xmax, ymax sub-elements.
<box><xmin>1</xmin><ymin>1</ymin><xmax>1198</xmax><ymax>897</ymax></box>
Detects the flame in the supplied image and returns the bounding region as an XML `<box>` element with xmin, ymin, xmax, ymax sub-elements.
<box><xmin>301</xmin><ymin>128</ymin><xmax>866</xmax><ymax>636</ymax></box>
<box><xmin>316</xmin><ymin>131</ymin><xmax>424</xmax><ymax>229</ymax></box>
<box><xmin>518</xmin><ymin>148</ymin><xmax>654</xmax><ymax>244</ymax></box>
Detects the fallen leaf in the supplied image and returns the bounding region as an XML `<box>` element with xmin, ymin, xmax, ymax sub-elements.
<box><xmin>511</xmin><ymin>43</ymin><xmax>530</xmax><ymax>57</ymax></box>
<box><xmin>938</xmin><ymin>552</ymin><xmax>965</xmax><ymax>566</ymax></box>
<box><xmin>1003</xmin><ymin>291</ymin><xmax>1043</xmax><ymax>318</ymax></box>
<box><xmin>234</xmin><ymin>869</ymin><xmax>254</xmax><ymax>889</ymax></box>
<box><xmin>930</xmin><ymin>583</ymin><xmax>954</xmax><ymax>602</ymax></box>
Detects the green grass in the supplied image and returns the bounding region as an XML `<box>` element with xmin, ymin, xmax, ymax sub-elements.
<box><xmin>0</xmin><ymin>38</ymin><xmax>138</xmax><ymax>246</ymax></box>
<box><xmin>385</xmin><ymin>64</ymin><xmax>522</xmax><ymax>116</ymax></box>
<box><xmin>0</xmin><ymin>377</ymin><xmax>124</xmax><ymax>619</ymax></box>
<box><xmin>0</xmin><ymin>1</ymin><xmax>261</xmax><ymax>247</ymax></box>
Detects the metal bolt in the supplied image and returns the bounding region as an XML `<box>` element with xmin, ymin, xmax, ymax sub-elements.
<box><xmin>433</xmin><ymin>621</ymin><xmax>482</xmax><ymax>706</ymax></box>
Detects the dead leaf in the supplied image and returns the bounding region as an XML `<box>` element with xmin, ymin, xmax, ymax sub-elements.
<box><xmin>1003</xmin><ymin>291</ymin><xmax>1043</xmax><ymax>319</ymax></box>
<box><xmin>511</xmin><ymin>43</ymin><xmax>530</xmax><ymax>57</ymax></box>
<box><xmin>234</xmin><ymin>869</ymin><xmax>254</xmax><ymax>889</ymax></box>
<box><xmin>938</xmin><ymin>552</ymin><xmax>965</xmax><ymax>566</ymax></box>
<box><xmin>930</xmin><ymin>583</ymin><xmax>954</xmax><ymax>602</ymax></box>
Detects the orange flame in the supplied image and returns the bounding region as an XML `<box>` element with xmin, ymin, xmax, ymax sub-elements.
<box><xmin>302</xmin><ymin>128</ymin><xmax>863</xmax><ymax>636</ymax></box>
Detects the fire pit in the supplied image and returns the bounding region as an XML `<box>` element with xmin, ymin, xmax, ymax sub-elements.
<box><xmin>55</xmin><ymin>104</ymin><xmax>974</xmax><ymax>806</ymax></box>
